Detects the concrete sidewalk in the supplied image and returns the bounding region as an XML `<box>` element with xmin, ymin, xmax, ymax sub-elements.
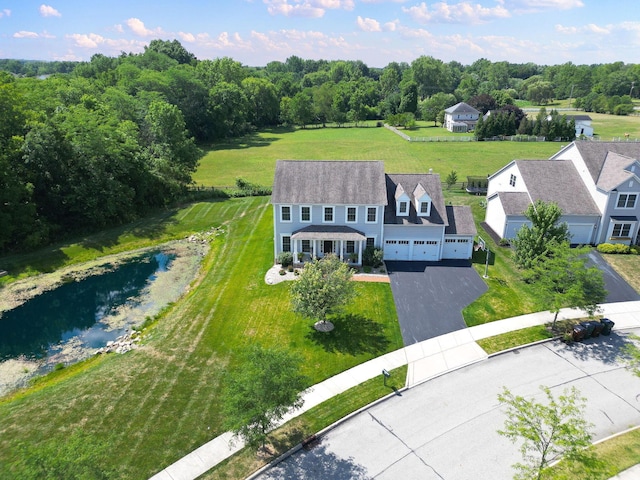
<box><xmin>150</xmin><ymin>300</ymin><xmax>640</xmax><ymax>480</ymax></box>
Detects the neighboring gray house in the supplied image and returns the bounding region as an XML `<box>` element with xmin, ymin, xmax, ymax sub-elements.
<box><xmin>271</xmin><ymin>160</ymin><xmax>477</xmax><ymax>264</ymax></box>
<box><xmin>485</xmin><ymin>141</ymin><xmax>640</xmax><ymax>246</ymax></box>
<box><xmin>444</xmin><ymin>102</ymin><xmax>480</xmax><ymax>133</ymax></box>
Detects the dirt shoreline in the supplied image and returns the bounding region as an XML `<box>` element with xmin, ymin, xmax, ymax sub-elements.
<box><xmin>0</xmin><ymin>237</ymin><xmax>211</xmax><ymax>397</ymax></box>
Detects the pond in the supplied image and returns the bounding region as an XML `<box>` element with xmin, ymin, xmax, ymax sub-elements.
<box><xmin>0</xmin><ymin>252</ymin><xmax>172</xmax><ymax>362</ymax></box>
<box><xmin>0</xmin><ymin>239</ymin><xmax>209</xmax><ymax>396</ymax></box>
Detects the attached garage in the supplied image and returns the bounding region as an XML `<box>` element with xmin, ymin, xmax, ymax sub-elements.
<box><xmin>442</xmin><ymin>238</ymin><xmax>473</xmax><ymax>259</ymax></box>
<box><xmin>384</xmin><ymin>239</ymin><xmax>410</xmax><ymax>260</ymax></box>
<box><xmin>567</xmin><ymin>224</ymin><xmax>594</xmax><ymax>245</ymax></box>
<box><xmin>411</xmin><ymin>240</ymin><xmax>439</xmax><ymax>261</ymax></box>
<box><xmin>505</xmin><ymin>220</ymin><xmax>529</xmax><ymax>239</ymax></box>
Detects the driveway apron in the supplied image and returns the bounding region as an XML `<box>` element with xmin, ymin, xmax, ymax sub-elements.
<box><xmin>385</xmin><ymin>260</ymin><xmax>487</xmax><ymax>345</ymax></box>
<box><xmin>586</xmin><ymin>251</ymin><xmax>640</xmax><ymax>303</ymax></box>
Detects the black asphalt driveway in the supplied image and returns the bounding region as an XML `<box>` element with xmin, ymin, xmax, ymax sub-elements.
<box><xmin>385</xmin><ymin>260</ymin><xmax>488</xmax><ymax>345</ymax></box>
<box><xmin>586</xmin><ymin>250</ymin><xmax>640</xmax><ymax>303</ymax></box>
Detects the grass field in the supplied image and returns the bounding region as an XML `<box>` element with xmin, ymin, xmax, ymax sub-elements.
<box><xmin>0</xmin><ymin>197</ymin><xmax>403</xmax><ymax>479</ymax></box>
<box><xmin>194</xmin><ymin>126</ymin><xmax>561</xmax><ymax>187</ymax></box>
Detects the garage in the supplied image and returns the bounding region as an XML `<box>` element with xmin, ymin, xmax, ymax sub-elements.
<box><xmin>567</xmin><ymin>224</ymin><xmax>594</xmax><ymax>245</ymax></box>
<box><xmin>505</xmin><ymin>220</ymin><xmax>529</xmax><ymax>239</ymax></box>
<box><xmin>384</xmin><ymin>239</ymin><xmax>410</xmax><ymax>260</ymax></box>
<box><xmin>411</xmin><ymin>240</ymin><xmax>439</xmax><ymax>261</ymax></box>
<box><xmin>442</xmin><ymin>238</ymin><xmax>472</xmax><ymax>259</ymax></box>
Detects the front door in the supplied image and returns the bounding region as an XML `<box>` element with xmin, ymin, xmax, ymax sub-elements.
<box><xmin>323</xmin><ymin>240</ymin><xmax>333</xmax><ymax>255</ymax></box>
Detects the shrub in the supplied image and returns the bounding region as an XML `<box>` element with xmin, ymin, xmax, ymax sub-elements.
<box><xmin>279</xmin><ymin>269</ymin><xmax>286</xmax><ymax>276</ymax></box>
<box><xmin>597</xmin><ymin>243</ymin><xmax>630</xmax><ymax>254</ymax></box>
<box><xmin>287</xmin><ymin>264</ymin><xmax>294</xmax><ymax>272</ymax></box>
<box><xmin>277</xmin><ymin>251</ymin><xmax>294</xmax><ymax>267</ymax></box>
<box><xmin>363</xmin><ymin>246</ymin><xmax>384</xmax><ymax>267</ymax></box>
<box><xmin>631</xmin><ymin>245</ymin><xmax>640</xmax><ymax>255</ymax></box>
<box><xmin>363</xmin><ymin>266</ymin><xmax>372</xmax><ymax>273</ymax></box>
<box><xmin>499</xmin><ymin>238</ymin><xmax>511</xmax><ymax>247</ymax></box>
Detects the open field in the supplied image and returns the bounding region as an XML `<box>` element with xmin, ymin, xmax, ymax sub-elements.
<box><xmin>0</xmin><ymin>197</ymin><xmax>403</xmax><ymax>479</ymax></box>
<box><xmin>194</xmin><ymin>126</ymin><xmax>561</xmax><ymax>187</ymax></box>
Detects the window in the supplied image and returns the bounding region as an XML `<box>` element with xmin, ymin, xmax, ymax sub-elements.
<box><xmin>399</xmin><ymin>201</ymin><xmax>408</xmax><ymax>214</ymax></box>
<box><xmin>346</xmin><ymin>241</ymin><xmax>355</xmax><ymax>253</ymax></box>
<box><xmin>282</xmin><ymin>236</ymin><xmax>291</xmax><ymax>252</ymax></box>
<box><xmin>366</xmin><ymin>207</ymin><xmax>377</xmax><ymax>223</ymax></box>
<box><xmin>398</xmin><ymin>240</ymin><xmax>409</xmax><ymax>245</ymax></box>
<box><xmin>323</xmin><ymin>206</ymin><xmax>334</xmax><ymax>223</ymax></box>
<box><xmin>612</xmin><ymin>223</ymin><xmax>632</xmax><ymax>237</ymax></box>
<box><xmin>280</xmin><ymin>205</ymin><xmax>291</xmax><ymax>222</ymax></box>
<box><xmin>445</xmin><ymin>239</ymin><xmax>456</xmax><ymax>243</ymax></box>
<box><xmin>420</xmin><ymin>202</ymin><xmax>430</xmax><ymax>214</ymax></box>
<box><xmin>617</xmin><ymin>193</ymin><xmax>637</xmax><ymax>209</ymax></box>
<box><xmin>301</xmin><ymin>240</ymin><xmax>311</xmax><ymax>253</ymax></box>
<box><xmin>346</xmin><ymin>206</ymin><xmax>357</xmax><ymax>223</ymax></box>
<box><xmin>509</xmin><ymin>174</ymin><xmax>517</xmax><ymax>187</ymax></box>
<box><xmin>366</xmin><ymin>237</ymin><xmax>375</xmax><ymax>248</ymax></box>
<box><xmin>300</xmin><ymin>206</ymin><xmax>311</xmax><ymax>222</ymax></box>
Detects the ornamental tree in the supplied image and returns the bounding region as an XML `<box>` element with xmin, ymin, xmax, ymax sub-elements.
<box><xmin>290</xmin><ymin>253</ymin><xmax>355</xmax><ymax>327</ymax></box>
<box><xmin>498</xmin><ymin>385</ymin><xmax>593</xmax><ymax>480</ymax></box>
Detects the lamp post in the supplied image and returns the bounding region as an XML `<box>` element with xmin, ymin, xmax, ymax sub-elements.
<box><xmin>382</xmin><ymin>369</ymin><xmax>390</xmax><ymax>386</ymax></box>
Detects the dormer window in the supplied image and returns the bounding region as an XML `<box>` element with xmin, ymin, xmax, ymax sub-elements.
<box><xmin>419</xmin><ymin>201</ymin><xmax>431</xmax><ymax>216</ymax></box>
<box><xmin>399</xmin><ymin>201</ymin><xmax>408</xmax><ymax>214</ymax></box>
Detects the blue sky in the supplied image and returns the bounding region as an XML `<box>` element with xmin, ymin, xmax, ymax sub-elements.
<box><xmin>0</xmin><ymin>0</ymin><xmax>638</xmax><ymax>67</ymax></box>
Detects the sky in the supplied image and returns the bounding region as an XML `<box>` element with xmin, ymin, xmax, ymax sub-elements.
<box><xmin>0</xmin><ymin>0</ymin><xmax>639</xmax><ymax>67</ymax></box>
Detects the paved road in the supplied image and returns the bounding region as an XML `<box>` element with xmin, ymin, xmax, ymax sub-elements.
<box><xmin>256</xmin><ymin>329</ymin><xmax>640</xmax><ymax>480</ymax></box>
<box><xmin>385</xmin><ymin>260</ymin><xmax>487</xmax><ymax>345</ymax></box>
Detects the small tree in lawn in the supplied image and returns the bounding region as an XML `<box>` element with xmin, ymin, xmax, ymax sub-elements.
<box><xmin>445</xmin><ymin>170</ymin><xmax>458</xmax><ymax>190</ymax></box>
<box><xmin>290</xmin><ymin>253</ymin><xmax>355</xmax><ymax>331</ymax></box>
<box><xmin>525</xmin><ymin>241</ymin><xmax>606</xmax><ymax>331</ymax></box>
<box><xmin>498</xmin><ymin>385</ymin><xmax>593</xmax><ymax>480</ymax></box>
<box><xmin>222</xmin><ymin>344</ymin><xmax>308</xmax><ymax>451</ymax></box>
<box><xmin>513</xmin><ymin>200</ymin><xmax>570</xmax><ymax>269</ymax></box>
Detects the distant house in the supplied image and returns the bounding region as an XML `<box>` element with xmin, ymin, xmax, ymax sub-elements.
<box><xmin>546</xmin><ymin>114</ymin><xmax>593</xmax><ymax>137</ymax></box>
<box><xmin>444</xmin><ymin>102</ymin><xmax>480</xmax><ymax>133</ymax></box>
<box><xmin>271</xmin><ymin>161</ymin><xmax>477</xmax><ymax>264</ymax></box>
<box><xmin>484</xmin><ymin>141</ymin><xmax>640</xmax><ymax>246</ymax></box>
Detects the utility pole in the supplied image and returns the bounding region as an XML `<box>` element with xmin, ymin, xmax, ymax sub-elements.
<box><xmin>630</xmin><ymin>81</ymin><xmax>636</xmax><ymax>98</ymax></box>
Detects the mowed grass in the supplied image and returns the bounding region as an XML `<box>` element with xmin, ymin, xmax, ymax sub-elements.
<box><xmin>194</xmin><ymin>126</ymin><xmax>561</xmax><ymax>187</ymax></box>
<box><xmin>0</xmin><ymin>196</ymin><xmax>403</xmax><ymax>479</ymax></box>
<box><xmin>601</xmin><ymin>253</ymin><xmax>640</xmax><ymax>293</ymax></box>
<box><xmin>589</xmin><ymin>112</ymin><xmax>640</xmax><ymax>139</ymax></box>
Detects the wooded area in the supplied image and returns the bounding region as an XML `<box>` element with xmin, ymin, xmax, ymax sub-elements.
<box><xmin>1</xmin><ymin>39</ymin><xmax>639</xmax><ymax>252</ymax></box>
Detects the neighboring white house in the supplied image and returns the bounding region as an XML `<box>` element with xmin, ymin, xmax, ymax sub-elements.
<box><xmin>444</xmin><ymin>102</ymin><xmax>480</xmax><ymax>133</ymax></box>
<box><xmin>484</xmin><ymin>141</ymin><xmax>640</xmax><ymax>246</ymax></box>
<box><xmin>546</xmin><ymin>114</ymin><xmax>594</xmax><ymax>137</ymax></box>
<box><xmin>271</xmin><ymin>160</ymin><xmax>477</xmax><ymax>264</ymax></box>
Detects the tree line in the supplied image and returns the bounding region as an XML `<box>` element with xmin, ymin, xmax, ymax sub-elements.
<box><xmin>1</xmin><ymin>40</ymin><xmax>639</xmax><ymax>252</ymax></box>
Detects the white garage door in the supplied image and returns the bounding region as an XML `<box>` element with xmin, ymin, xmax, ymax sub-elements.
<box><xmin>411</xmin><ymin>240</ymin><xmax>439</xmax><ymax>261</ymax></box>
<box><xmin>442</xmin><ymin>238</ymin><xmax>471</xmax><ymax>259</ymax></box>
<box><xmin>384</xmin><ymin>240</ymin><xmax>410</xmax><ymax>260</ymax></box>
<box><xmin>568</xmin><ymin>224</ymin><xmax>594</xmax><ymax>245</ymax></box>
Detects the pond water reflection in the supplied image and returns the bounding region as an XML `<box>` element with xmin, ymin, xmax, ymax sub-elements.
<box><xmin>0</xmin><ymin>252</ymin><xmax>173</xmax><ymax>361</ymax></box>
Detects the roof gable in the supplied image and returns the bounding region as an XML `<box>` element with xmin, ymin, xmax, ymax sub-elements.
<box><xmin>444</xmin><ymin>102</ymin><xmax>480</xmax><ymax>115</ymax></box>
<box><xmin>570</xmin><ymin>141</ymin><xmax>640</xmax><ymax>184</ymax></box>
<box><xmin>596</xmin><ymin>152</ymin><xmax>639</xmax><ymax>191</ymax></box>
<box><xmin>271</xmin><ymin>160</ymin><xmax>388</xmax><ymax>205</ymax></box>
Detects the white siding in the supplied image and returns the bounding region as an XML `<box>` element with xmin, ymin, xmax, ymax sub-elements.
<box><xmin>485</xmin><ymin>195</ymin><xmax>507</xmax><ymax>238</ymax></box>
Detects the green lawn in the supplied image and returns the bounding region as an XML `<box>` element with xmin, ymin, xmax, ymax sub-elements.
<box><xmin>194</xmin><ymin>126</ymin><xmax>560</xmax><ymax>187</ymax></box>
<box><xmin>0</xmin><ymin>197</ymin><xmax>403</xmax><ymax>479</ymax></box>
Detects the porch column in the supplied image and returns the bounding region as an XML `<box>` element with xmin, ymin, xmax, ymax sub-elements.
<box><xmin>358</xmin><ymin>240</ymin><xmax>363</xmax><ymax>265</ymax></box>
<box><xmin>312</xmin><ymin>240</ymin><xmax>316</xmax><ymax>259</ymax></box>
<box><xmin>340</xmin><ymin>240</ymin><xmax>344</xmax><ymax>261</ymax></box>
<box><xmin>293</xmin><ymin>239</ymin><xmax>298</xmax><ymax>263</ymax></box>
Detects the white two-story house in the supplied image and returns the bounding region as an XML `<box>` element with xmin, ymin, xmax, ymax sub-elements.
<box><xmin>271</xmin><ymin>160</ymin><xmax>477</xmax><ymax>264</ymax></box>
<box><xmin>484</xmin><ymin>141</ymin><xmax>640</xmax><ymax>246</ymax></box>
<box><xmin>444</xmin><ymin>102</ymin><xmax>480</xmax><ymax>133</ymax></box>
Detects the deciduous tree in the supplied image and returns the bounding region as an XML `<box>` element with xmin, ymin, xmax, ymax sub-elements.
<box><xmin>222</xmin><ymin>344</ymin><xmax>308</xmax><ymax>450</ymax></box>
<box><xmin>498</xmin><ymin>385</ymin><xmax>593</xmax><ymax>480</ymax></box>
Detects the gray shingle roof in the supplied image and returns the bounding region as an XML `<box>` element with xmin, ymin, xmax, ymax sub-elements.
<box><xmin>515</xmin><ymin>160</ymin><xmax>600</xmax><ymax>215</ymax></box>
<box><xmin>596</xmin><ymin>152</ymin><xmax>637</xmax><ymax>191</ymax></box>
<box><xmin>498</xmin><ymin>191</ymin><xmax>531</xmax><ymax>216</ymax></box>
<box><xmin>445</xmin><ymin>206</ymin><xmax>477</xmax><ymax>236</ymax></box>
<box><xmin>384</xmin><ymin>174</ymin><xmax>447</xmax><ymax>226</ymax></box>
<box><xmin>271</xmin><ymin>160</ymin><xmax>388</xmax><ymax>205</ymax></box>
<box><xmin>570</xmin><ymin>142</ymin><xmax>640</xmax><ymax>184</ymax></box>
<box><xmin>291</xmin><ymin>225</ymin><xmax>366</xmax><ymax>241</ymax></box>
<box><xmin>444</xmin><ymin>102</ymin><xmax>480</xmax><ymax>115</ymax></box>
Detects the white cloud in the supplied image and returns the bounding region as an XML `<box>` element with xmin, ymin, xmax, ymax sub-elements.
<box><xmin>67</xmin><ymin>33</ymin><xmax>105</xmax><ymax>48</ymax></box>
<box><xmin>263</xmin><ymin>0</ymin><xmax>355</xmax><ymax>17</ymax></box>
<box><xmin>13</xmin><ymin>31</ymin><xmax>39</xmax><ymax>38</ymax></box>
<box><xmin>357</xmin><ymin>16</ymin><xmax>381</xmax><ymax>32</ymax></box>
<box><xmin>39</xmin><ymin>4</ymin><xmax>61</xmax><ymax>17</ymax></box>
<box><xmin>178</xmin><ymin>32</ymin><xmax>196</xmax><ymax>42</ymax></box>
<box><xmin>384</xmin><ymin>19</ymin><xmax>400</xmax><ymax>31</ymax></box>
<box><xmin>126</xmin><ymin>18</ymin><xmax>164</xmax><ymax>37</ymax></box>
<box><xmin>0</xmin><ymin>9</ymin><xmax>11</xmax><ymax>18</ymax></box>
<box><xmin>403</xmin><ymin>2</ymin><xmax>510</xmax><ymax>24</ymax></box>
<box><xmin>555</xmin><ymin>23</ymin><xmax>610</xmax><ymax>35</ymax></box>
<box><xmin>507</xmin><ymin>0</ymin><xmax>584</xmax><ymax>13</ymax></box>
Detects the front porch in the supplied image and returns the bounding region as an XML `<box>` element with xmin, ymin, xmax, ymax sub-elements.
<box><xmin>291</xmin><ymin>225</ymin><xmax>366</xmax><ymax>265</ymax></box>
